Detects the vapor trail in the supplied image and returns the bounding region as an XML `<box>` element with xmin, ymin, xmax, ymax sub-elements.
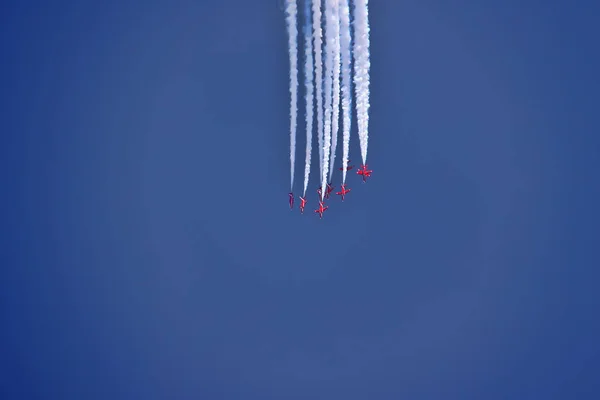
<box><xmin>352</xmin><ymin>0</ymin><xmax>370</xmax><ymax>165</ymax></box>
<box><xmin>285</xmin><ymin>0</ymin><xmax>298</xmax><ymax>190</ymax></box>
<box><xmin>321</xmin><ymin>0</ymin><xmax>336</xmax><ymax>200</ymax></box>
<box><xmin>312</xmin><ymin>0</ymin><xmax>324</xmax><ymax>179</ymax></box>
<box><xmin>340</xmin><ymin>0</ymin><xmax>352</xmax><ymax>184</ymax></box>
<box><xmin>328</xmin><ymin>0</ymin><xmax>341</xmax><ymax>183</ymax></box>
<box><xmin>302</xmin><ymin>0</ymin><xmax>314</xmax><ymax>197</ymax></box>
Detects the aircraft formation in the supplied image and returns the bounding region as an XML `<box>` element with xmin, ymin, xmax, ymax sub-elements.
<box><xmin>284</xmin><ymin>0</ymin><xmax>371</xmax><ymax>219</ymax></box>
<box><xmin>287</xmin><ymin>161</ymin><xmax>372</xmax><ymax>217</ymax></box>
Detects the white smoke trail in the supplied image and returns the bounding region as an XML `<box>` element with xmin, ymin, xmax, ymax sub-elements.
<box><xmin>321</xmin><ymin>0</ymin><xmax>336</xmax><ymax>199</ymax></box>
<box><xmin>285</xmin><ymin>0</ymin><xmax>298</xmax><ymax>190</ymax></box>
<box><xmin>352</xmin><ymin>0</ymin><xmax>370</xmax><ymax>165</ymax></box>
<box><xmin>312</xmin><ymin>0</ymin><xmax>324</xmax><ymax>179</ymax></box>
<box><xmin>302</xmin><ymin>0</ymin><xmax>314</xmax><ymax>197</ymax></box>
<box><xmin>340</xmin><ymin>0</ymin><xmax>352</xmax><ymax>184</ymax></box>
<box><xmin>328</xmin><ymin>0</ymin><xmax>341</xmax><ymax>183</ymax></box>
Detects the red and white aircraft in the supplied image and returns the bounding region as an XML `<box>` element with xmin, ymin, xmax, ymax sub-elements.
<box><xmin>314</xmin><ymin>201</ymin><xmax>329</xmax><ymax>219</ymax></box>
<box><xmin>325</xmin><ymin>183</ymin><xmax>334</xmax><ymax>199</ymax></box>
<box><xmin>299</xmin><ymin>196</ymin><xmax>307</xmax><ymax>214</ymax></box>
<box><xmin>339</xmin><ymin>160</ymin><xmax>355</xmax><ymax>171</ymax></box>
<box><xmin>288</xmin><ymin>192</ymin><xmax>294</xmax><ymax>209</ymax></box>
<box><xmin>356</xmin><ymin>165</ymin><xmax>373</xmax><ymax>182</ymax></box>
<box><xmin>336</xmin><ymin>184</ymin><xmax>351</xmax><ymax>201</ymax></box>
<box><xmin>316</xmin><ymin>187</ymin><xmax>322</xmax><ymax>199</ymax></box>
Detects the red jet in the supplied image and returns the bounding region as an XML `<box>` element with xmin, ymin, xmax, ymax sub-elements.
<box><xmin>356</xmin><ymin>164</ymin><xmax>372</xmax><ymax>182</ymax></box>
<box><xmin>339</xmin><ymin>160</ymin><xmax>355</xmax><ymax>171</ymax></box>
<box><xmin>325</xmin><ymin>183</ymin><xmax>334</xmax><ymax>199</ymax></box>
<box><xmin>288</xmin><ymin>192</ymin><xmax>294</xmax><ymax>209</ymax></box>
<box><xmin>336</xmin><ymin>184</ymin><xmax>351</xmax><ymax>201</ymax></box>
<box><xmin>299</xmin><ymin>196</ymin><xmax>307</xmax><ymax>214</ymax></box>
<box><xmin>314</xmin><ymin>201</ymin><xmax>329</xmax><ymax>219</ymax></box>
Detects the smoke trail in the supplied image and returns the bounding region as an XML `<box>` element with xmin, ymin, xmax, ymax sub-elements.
<box><xmin>312</xmin><ymin>0</ymin><xmax>324</xmax><ymax>179</ymax></box>
<box><xmin>302</xmin><ymin>0</ymin><xmax>314</xmax><ymax>197</ymax></box>
<box><xmin>340</xmin><ymin>0</ymin><xmax>352</xmax><ymax>184</ymax></box>
<box><xmin>328</xmin><ymin>0</ymin><xmax>341</xmax><ymax>183</ymax></box>
<box><xmin>352</xmin><ymin>0</ymin><xmax>370</xmax><ymax>165</ymax></box>
<box><xmin>321</xmin><ymin>0</ymin><xmax>336</xmax><ymax>199</ymax></box>
<box><xmin>285</xmin><ymin>0</ymin><xmax>298</xmax><ymax>190</ymax></box>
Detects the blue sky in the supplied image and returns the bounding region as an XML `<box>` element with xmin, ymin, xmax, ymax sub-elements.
<box><xmin>1</xmin><ymin>0</ymin><xmax>599</xmax><ymax>399</ymax></box>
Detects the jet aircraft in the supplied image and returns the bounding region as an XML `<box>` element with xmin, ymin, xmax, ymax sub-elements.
<box><xmin>325</xmin><ymin>183</ymin><xmax>334</xmax><ymax>199</ymax></box>
<box><xmin>339</xmin><ymin>160</ymin><xmax>355</xmax><ymax>171</ymax></box>
<box><xmin>314</xmin><ymin>201</ymin><xmax>329</xmax><ymax>219</ymax></box>
<box><xmin>299</xmin><ymin>196</ymin><xmax>307</xmax><ymax>214</ymax></box>
<box><xmin>336</xmin><ymin>184</ymin><xmax>351</xmax><ymax>201</ymax></box>
<box><xmin>356</xmin><ymin>165</ymin><xmax>373</xmax><ymax>182</ymax></box>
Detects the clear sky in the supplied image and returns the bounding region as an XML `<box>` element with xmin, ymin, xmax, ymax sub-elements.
<box><xmin>2</xmin><ymin>0</ymin><xmax>599</xmax><ymax>399</ymax></box>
